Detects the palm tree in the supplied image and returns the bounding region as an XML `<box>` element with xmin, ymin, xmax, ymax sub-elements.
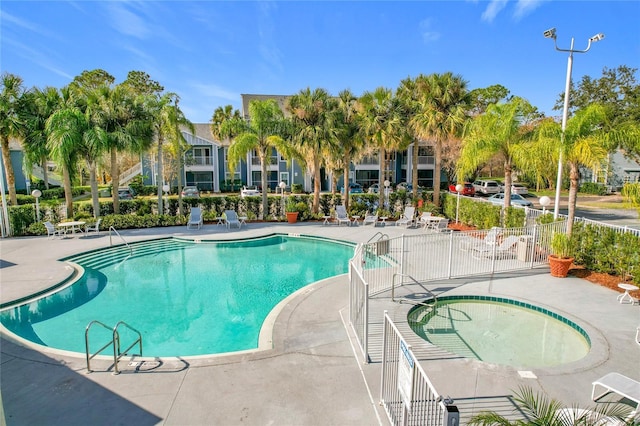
<box><xmin>358</xmin><ymin>87</ymin><xmax>408</xmax><ymax>210</ymax></box>
<box><xmin>0</xmin><ymin>72</ymin><xmax>26</xmax><ymax>205</ymax></box>
<box><xmin>20</xmin><ymin>87</ymin><xmax>60</xmax><ymax>190</ymax></box>
<box><xmin>227</xmin><ymin>99</ymin><xmax>288</xmax><ymax>218</ymax></box>
<box><xmin>458</xmin><ymin>97</ymin><xmax>536</xmax><ymax>208</ymax></box>
<box><xmin>397</xmin><ymin>77</ymin><xmax>422</xmax><ymax>199</ymax></box>
<box><xmin>287</xmin><ymin>88</ymin><xmax>337</xmax><ymax>214</ymax></box>
<box><xmin>411</xmin><ymin>73</ymin><xmax>470</xmax><ymax>207</ymax></box>
<box><xmin>536</xmin><ymin>103</ymin><xmax>640</xmax><ymax>234</ymax></box>
<box><xmin>333</xmin><ymin>89</ymin><xmax>363</xmax><ymax>211</ymax></box>
<box><xmin>211</xmin><ymin>104</ymin><xmax>242</xmax><ymax>141</ymax></box>
<box><xmin>45</xmin><ymin>87</ymin><xmax>84</xmax><ymax>218</ymax></box>
<box><xmin>96</xmin><ymin>82</ymin><xmax>155</xmax><ymax>214</ymax></box>
<box><xmin>468</xmin><ymin>386</ymin><xmax>633</xmax><ymax>425</ymax></box>
<box><xmin>146</xmin><ymin>92</ymin><xmax>193</xmax><ymax>215</ymax></box>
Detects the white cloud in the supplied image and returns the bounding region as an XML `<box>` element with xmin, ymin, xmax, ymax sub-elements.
<box><xmin>419</xmin><ymin>18</ymin><xmax>441</xmax><ymax>43</ymax></box>
<box><xmin>104</xmin><ymin>2</ymin><xmax>151</xmax><ymax>39</ymax></box>
<box><xmin>513</xmin><ymin>0</ymin><xmax>545</xmax><ymax>20</ymax></box>
<box><xmin>481</xmin><ymin>0</ymin><xmax>509</xmax><ymax>23</ymax></box>
<box><xmin>2</xmin><ymin>37</ymin><xmax>73</xmax><ymax>81</ymax></box>
<box><xmin>189</xmin><ymin>82</ymin><xmax>238</xmax><ymax>102</ymax></box>
<box><xmin>1</xmin><ymin>10</ymin><xmax>59</xmax><ymax>40</ymax></box>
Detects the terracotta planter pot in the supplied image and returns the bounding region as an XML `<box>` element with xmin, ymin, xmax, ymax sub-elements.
<box><xmin>548</xmin><ymin>255</ymin><xmax>574</xmax><ymax>278</ymax></box>
<box><xmin>286</xmin><ymin>212</ymin><xmax>298</xmax><ymax>224</ymax></box>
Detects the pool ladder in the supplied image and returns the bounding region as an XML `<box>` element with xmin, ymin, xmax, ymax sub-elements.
<box><xmin>85</xmin><ymin>320</ymin><xmax>142</xmax><ymax>375</ymax></box>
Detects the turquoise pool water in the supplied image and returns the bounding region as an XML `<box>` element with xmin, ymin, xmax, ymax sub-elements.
<box><xmin>0</xmin><ymin>235</ymin><xmax>353</xmax><ymax>357</ymax></box>
<box><xmin>409</xmin><ymin>296</ymin><xmax>590</xmax><ymax>368</ymax></box>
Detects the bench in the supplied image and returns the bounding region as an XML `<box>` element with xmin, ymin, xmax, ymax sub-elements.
<box><xmin>592</xmin><ymin>372</ymin><xmax>640</xmax><ymax>416</ymax></box>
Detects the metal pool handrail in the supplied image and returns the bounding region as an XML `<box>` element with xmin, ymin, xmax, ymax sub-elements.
<box><xmin>391</xmin><ymin>273</ymin><xmax>438</xmax><ymax>309</ymax></box>
<box><xmin>109</xmin><ymin>226</ymin><xmax>132</xmax><ymax>256</ymax></box>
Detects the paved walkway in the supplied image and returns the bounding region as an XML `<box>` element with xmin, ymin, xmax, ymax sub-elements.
<box><xmin>1</xmin><ymin>222</ymin><xmax>639</xmax><ymax>425</ymax></box>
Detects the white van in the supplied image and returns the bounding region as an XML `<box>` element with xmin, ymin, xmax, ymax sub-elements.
<box><xmin>473</xmin><ymin>180</ymin><xmax>501</xmax><ymax>195</ymax></box>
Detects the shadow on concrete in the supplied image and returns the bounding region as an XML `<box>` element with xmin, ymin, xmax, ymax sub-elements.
<box><xmin>1</xmin><ymin>337</ymin><xmax>162</xmax><ymax>426</ymax></box>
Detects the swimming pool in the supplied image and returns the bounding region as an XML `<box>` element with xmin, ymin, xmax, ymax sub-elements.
<box><xmin>408</xmin><ymin>296</ymin><xmax>591</xmax><ymax>368</ymax></box>
<box><xmin>0</xmin><ymin>235</ymin><xmax>353</xmax><ymax>357</ymax></box>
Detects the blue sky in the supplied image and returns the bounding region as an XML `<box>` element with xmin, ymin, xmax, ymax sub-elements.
<box><xmin>1</xmin><ymin>1</ymin><xmax>639</xmax><ymax>124</ymax></box>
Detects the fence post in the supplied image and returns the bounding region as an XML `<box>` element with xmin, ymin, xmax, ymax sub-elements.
<box><xmin>447</xmin><ymin>231</ymin><xmax>454</xmax><ymax>278</ymax></box>
<box><xmin>529</xmin><ymin>225</ymin><xmax>538</xmax><ymax>269</ymax></box>
<box><xmin>364</xmin><ymin>282</ymin><xmax>369</xmax><ymax>364</ymax></box>
<box><xmin>379</xmin><ymin>311</ymin><xmax>389</xmax><ymax>404</ymax></box>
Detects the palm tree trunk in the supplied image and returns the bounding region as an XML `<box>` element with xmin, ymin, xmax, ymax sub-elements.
<box><xmin>343</xmin><ymin>155</ymin><xmax>351</xmax><ymax>212</ymax></box>
<box><xmin>378</xmin><ymin>148</ymin><xmax>385</xmax><ymax>210</ymax></box>
<box><xmin>412</xmin><ymin>141</ymin><xmax>419</xmax><ymax>199</ymax></box>
<box><xmin>261</xmin><ymin>150</ymin><xmax>268</xmax><ymax>220</ymax></box>
<box><xmin>62</xmin><ymin>163</ymin><xmax>73</xmax><ymax>218</ymax></box>
<box><xmin>567</xmin><ymin>162</ymin><xmax>580</xmax><ymax>235</ymax></box>
<box><xmin>89</xmin><ymin>160</ymin><xmax>100</xmax><ymax>218</ymax></box>
<box><xmin>313</xmin><ymin>155</ymin><xmax>321</xmax><ymax>214</ymax></box>
<box><xmin>41</xmin><ymin>155</ymin><xmax>49</xmax><ymax>189</ymax></box>
<box><xmin>157</xmin><ymin>136</ymin><xmax>164</xmax><ymax>214</ymax></box>
<box><xmin>503</xmin><ymin>162</ymin><xmax>513</xmax><ymax>208</ymax></box>
<box><xmin>1</xmin><ymin>135</ymin><xmax>17</xmax><ymax>205</ymax></box>
<box><xmin>111</xmin><ymin>147</ymin><xmax>120</xmax><ymax>214</ymax></box>
<box><xmin>433</xmin><ymin>140</ymin><xmax>442</xmax><ymax>207</ymax></box>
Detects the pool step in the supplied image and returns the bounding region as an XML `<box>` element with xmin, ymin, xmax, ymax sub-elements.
<box><xmin>67</xmin><ymin>239</ymin><xmax>192</xmax><ymax>269</ymax></box>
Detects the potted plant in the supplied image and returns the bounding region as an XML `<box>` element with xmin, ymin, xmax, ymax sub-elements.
<box><xmin>548</xmin><ymin>232</ymin><xmax>575</xmax><ymax>278</ymax></box>
<box><xmin>285</xmin><ymin>199</ymin><xmax>308</xmax><ymax>223</ymax></box>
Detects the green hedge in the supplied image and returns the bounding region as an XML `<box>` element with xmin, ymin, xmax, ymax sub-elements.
<box><xmin>572</xmin><ymin>222</ymin><xmax>640</xmax><ymax>283</ymax></box>
<box><xmin>579</xmin><ymin>182</ymin><xmax>608</xmax><ymax>195</ymax></box>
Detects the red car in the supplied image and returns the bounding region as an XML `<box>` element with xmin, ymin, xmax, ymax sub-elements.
<box><xmin>449</xmin><ymin>182</ymin><xmax>475</xmax><ymax>196</ymax></box>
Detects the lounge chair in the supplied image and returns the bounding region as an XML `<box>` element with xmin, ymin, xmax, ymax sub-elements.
<box><xmin>224</xmin><ymin>210</ymin><xmax>241</xmax><ymax>229</ymax></box>
<box><xmin>592</xmin><ymin>373</ymin><xmax>640</xmax><ymax>420</ymax></box>
<box><xmin>44</xmin><ymin>221</ymin><xmax>64</xmax><ymax>239</ymax></box>
<box><xmin>187</xmin><ymin>207</ymin><xmax>203</xmax><ymax>230</ymax></box>
<box><xmin>460</xmin><ymin>227</ymin><xmax>502</xmax><ymax>251</ymax></box>
<box><xmin>472</xmin><ymin>235</ymin><xmax>519</xmax><ymax>259</ymax></box>
<box><xmin>636</xmin><ymin>326</ymin><xmax>640</xmax><ymax>346</ymax></box>
<box><xmin>362</xmin><ymin>212</ymin><xmax>378</xmax><ymax>226</ymax></box>
<box><xmin>335</xmin><ymin>206</ymin><xmax>352</xmax><ymax>226</ymax></box>
<box><xmin>395</xmin><ymin>206</ymin><xmax>416</xmax><ymax>228</ymax></box>
<box><xmin>84</xmin><ymin>218</ymin><xmax>102</xmax><ymax>236</ymax></box>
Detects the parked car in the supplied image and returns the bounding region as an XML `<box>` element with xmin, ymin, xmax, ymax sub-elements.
<box><xmin>508</xmin><ymin>183</ymin><xmax>529</xmax><ymax>195</ymax></box>
<box><xmin>240</xmin><ymin>185</ymin><xmax>261</xmax><ymax>198</ymax></box>
<box><xmin>340</xmin><ymin>182</ymin><xmax>363</xmax><ymax>194</ymax></box>
<box><xmin>473</xmin><ymin>180</ymin><xmax>501</xmax><ymax>195</ymax></box>
<box><xmin>368</xmin><ymin>183</ymin><xmax>380</xmax><ymax>194</ymax></box>
<box><xmin>395</xmin><ymin>182</ymin><xmax>422</xmax><ymax>192</ymax></box>
<box><xmin>487</xmin><ymin>193</ymin><xmax>533</xmax><ymax>207</ymax></box>
<box><xmin>448</xmin><ymin>182</ymin><xmax>475</xmax><ymax>196</ymax></box>
<box><xmin>118</xmin><ymin>187</ymin><xmax>135</xmax><ymax>200</ymax></box>
<box><xmin>181</xmin><ymin>186</ymin><xmax>200</xmax><ymax>198</ymax></box>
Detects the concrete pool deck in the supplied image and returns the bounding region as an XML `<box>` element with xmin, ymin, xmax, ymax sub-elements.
<box><xmin>1</xmin><ymin>222</ymin><xmax>639</xmax><ymax>425</ymax></box>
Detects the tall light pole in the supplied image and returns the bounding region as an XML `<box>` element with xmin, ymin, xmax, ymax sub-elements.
<box><xmin>543</xmin><ymin>28</ymin><xmax>604</xmax><ymax>219</ymax></box>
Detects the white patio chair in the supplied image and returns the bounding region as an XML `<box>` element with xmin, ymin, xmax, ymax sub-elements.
<box><xmin>460</xmin><ymin>227</ymin><xmax>502</xmax><ymax>251</ymax></box>
<box><xmin>187</xmin><ymin>207</ymin><xmax>203</xmax><ymax>230</ymax></box>
<box><xmin>44</xmin><ymin>221</ymin><xmax>64</xmax><ymax>239</ymax></box>
<box><xmin>417</xmin><ymin>212</ymin><xmax>432</xmax><ymax>229</ymax></box>
<box><xmin>395</xmin><ymin>206</ymin><xmax>416</xmax><ymax>228</ymax></box>
<box><xmin>335</xmin><ymin>206</ymin><xmax>352</xmax><ymax>226</ymax></box>
<box><xmin>84</xmin><ymin>218</ymin><xmax>102</xmax><ymax>236</ymax></box>
<box><xmin>362</xmin><ymin>212</ymin><xmax>378</xmax><ymax>226</ymax></box>
<box><xmin>224</xmin><ymin>210</ymin><xmax>241</xmax><ymax>229</ymax></box>
<box><xmin>472</xmin><ymin>235</ymin><xmax>519</xmax><ymax>259</ymax></box>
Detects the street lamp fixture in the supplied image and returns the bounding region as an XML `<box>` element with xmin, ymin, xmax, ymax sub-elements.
<box><xmin>455</xmin><ymin>184</ymin><xmax>464</xmax><ymax>224</ymax></box>
<box><xmin>539</xmin><ymin>195</ymin><xmax>551</xmax><ymax>215</ymax></box>
<box><xmin>543</xmin><ymin>28</ymin><xmax>604</xmax><ymax>219</ymax></box>
<box><xmin>31</xmin><ymin>189</ymin><xmax>42</xmax><ymax>222</ymax></box>
<box><xmin>383</xmin><ymin>180</ymin><xmax>391</xmax><ymax>209</ymax></box>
